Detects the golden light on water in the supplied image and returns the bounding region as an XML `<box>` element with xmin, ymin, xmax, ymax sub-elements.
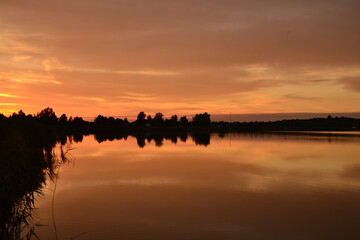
<box><xmin>34</xmin><ymin>134</ymin><xmax>360</xmax><ymax>239</ymax></box>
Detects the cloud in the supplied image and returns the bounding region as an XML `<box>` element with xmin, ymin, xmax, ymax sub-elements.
<box><xmin>338</xmin><ymin>76</ymin><xmax>360</xmax><ymax>92</ymax></box>
<box><xmin>0</xmin><ymin>103</ymin><xmax>18</xmax><ymax>106</ymax></box>
<box><xmin>0</xmin><ymin>0</ymin><xmax>359</xmax><ymax>115</ymax></box>
<box><xmin>0</xmin><ymin>71</ymin><xmax>61</xmax><ymax>85</ymax></box>
<box><xmin>12</xmin><ymin>55</ymin><xmax>32</xmax><ymax>62</ymax></box>
<box><xmin>2</xmin><ymin>0</ymin><xmax>360</xmax><ymax>70</ymax></box>
<box><xmin>284</xmin><ymin>94</ymin><xmax>320</xmax><ymax>100</ymax></box>
<box><xmin>46</xmin><ymin>69</ymin><xmax>275</xmax><ymax>100</ymax></box>
<box><xmin>42</xmin><ymin>57</ymin><xmax>71</xmax><ymax>72</ymax></box>
<box><xmin>0</xmin><ymin>93</ymin><xmax>23</xmax><ymax>98</ymax></box>
<box><xmin>73</xmin><ymin>68</ymin><xmax>179</xmax><ymax>76</ymax></box>
<box><xmin>288</xmin><ymin>79</ymin><xmax>332</xmax><ymax>85</ymax></box>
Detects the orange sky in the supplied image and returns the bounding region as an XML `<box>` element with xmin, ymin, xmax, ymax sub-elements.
<box><xmin>0</xmin><ymin>0</ymin><xmax>359</xmax><ymax>118</ymax></box>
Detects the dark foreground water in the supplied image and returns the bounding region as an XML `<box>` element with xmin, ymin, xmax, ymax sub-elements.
<box><xmin>30</xmin><ymin>133</ymin><xmax>360</xmax><ymax>239</ymax></box>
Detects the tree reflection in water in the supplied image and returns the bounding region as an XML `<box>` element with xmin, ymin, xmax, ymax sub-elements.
<box><xmin>0</xmin><ymin>130</ymin><xmax>71</xmax><ymax>240</ymax></box>
<box><xmin>93</xmin><ymin>131</ymin><xmax>211</xmax><ymax>148</ymax></box>
<box><xmin>0</xmin><ymin>129</ymin><xmax>210</xmax><ymax>239</ymax></box>
<box><xmin>0</xmin><ymin>127</ymin><xmax>213</xmax><ymax>239</ymax></box>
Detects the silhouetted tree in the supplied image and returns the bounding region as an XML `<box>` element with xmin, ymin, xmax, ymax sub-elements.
<box><xmin>136</xmin><ymin>112</ymin><xmax>146</xmax><ymax>125</ymax></box>
<box><xmin>137</xmin><ymin>112</ymin><xmax>146</xmax><ymax>121</ymax></box>
<box><xmin>115</xmin><ymin>118</ymin><xmax>124</xmax><ymax>125</ymax></box>
<box><xmin>180</xmin><ymin>116</ymin><xmax>188</xmax><ymax>126</ymax></box>
<box><xmin>59</xmin><ymin>114</ymin><xmax>68</xmax><ymax>125</ymax></box>
<box><xmin>171</xmin><ymin>115</ymin><xmax>177</xmax><ymax>124</ymax></box>
<box><xmin>18</xmin><ymin>109</ymin><xmax>26</xmax><ymax>118</ymax></box>
<box><xmin>193</xmin><ymin>112</ymin><xmax>211</xmax><ymax>126</ymax></box>
<box><xmin>37</xmin><ymin>107</ymin><xmax>58</xmax><ymax>123</ymax></box>
<box><xmin>9</xmin><ymin>110</ymin><xmax>27</xmax><ymax>120</ymax></box>
<box><xmin>95</xmin><ymin>115</ymin><xmax>107</xmax><ymax>125</ymax></box>
<box><xmin>165</xmin><ymin>114</ymin><xmax>178</xmax><ymax>127</ymax></box>
<box><xmin>146</xmin><ymin>115</ymin><xmax>153</xmax><ymax>123</ymax></box>
<box><xmin>72</xmin><ymin>117</ymin><xmax>84</xmax><ymax>125</ymax></box>
<box><xmin>108</xmin><ymin>117</ymin><xmax>116</xmax><ymax>125</ymax></box>
<box><xmin>152</xmin><ymin>112</ymin><xmax>164</xmax><ymax>126</ymax></box>
<box><xmin>171</xmin><ymin>115</ymin><xmax>178</xmax><ymax>122</ymax></box>
<box><xmin>154</xmin><ymin>112</ymin><xmax>164</xmax><ymax>121</ymax></box>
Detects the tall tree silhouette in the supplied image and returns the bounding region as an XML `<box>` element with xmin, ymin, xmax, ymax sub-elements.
<box><xmin>193</xmin><ymin>112</ymin><xmax>211</xmax><ymax>126</ymax></box>
<box><xmin>180</xmin><ymin>116</ymin><xmax>188</xmax><ymax>126</ymax></box>
<box><xmin>136</xmin><ymin>112</ymin><xmax>146</xmax><ymax>125</ymax></box>
<box><xmin>59</xmin><ymin>114</ymin><xmax>68</xmax><ymax>125</ymax></box>
<box><xmin>153</xmin><ymin>112</ymin><xmax>164</xmax><ymax>126</ymax></box>
<box><xmin>37</xmin><ymin>107</ymin><xmax>58</xmax><ymax>124</ymax></box>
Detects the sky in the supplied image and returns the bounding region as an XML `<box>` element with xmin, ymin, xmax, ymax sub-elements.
<box><xmin>0</xmin><ymin>0</ymin><xmax>359</xmax><ymax>119</ymax></box>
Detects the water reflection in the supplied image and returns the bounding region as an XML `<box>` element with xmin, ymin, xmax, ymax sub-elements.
<box><xmin>0</xmin><ymin>130</ymin><xmax>70</xmax><ymax>240</ymax></box>
<box><xmin>131</xmin><ymin>132</ymin><xmax>211</xmax><ymax>148</ymax></box>
<box><xmin>1</xmin><ymin>132</ymin><xmax>360</xmax><ymax>239</ymax></box>
<box><xmin>90</xmin><ymin>131</ymin><xmax>360</xmax><ymax>148</ymax></box>
<box><xmin>92</xmin><ymin>131</ymin><xmax>211</xmax><ymax>147</ymax></box>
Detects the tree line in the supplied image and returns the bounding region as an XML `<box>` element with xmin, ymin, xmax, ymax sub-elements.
<box><xmin>0</xmin><ymin>108</ymin><xmax>212</xmax><ymax>128</ymax></box>
<box><xmin>1</xmin><ymin>107</ymin><xmax>359</xmax><ymax>131</ymax></box>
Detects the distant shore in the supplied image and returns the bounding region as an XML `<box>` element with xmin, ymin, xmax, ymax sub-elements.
<box><xmin>210</xmin><ymin>112</ymin><xmax>360</xmax><ymax>122</ymax></box>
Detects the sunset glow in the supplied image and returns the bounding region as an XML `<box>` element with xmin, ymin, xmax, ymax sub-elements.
<box><xmin>1</xmin><ymin>0</ymin><xmax>359</xmax><ymax>118</ymax></box>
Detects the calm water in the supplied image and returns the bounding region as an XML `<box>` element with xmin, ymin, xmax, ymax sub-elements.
<box><xmin>33</xmin><ymin>133</ymin><xmax>360</xmax><ymax>240</ymax></box>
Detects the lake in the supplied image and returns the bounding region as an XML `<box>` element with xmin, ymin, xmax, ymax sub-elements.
<box><xmin>30</xmin><ymin>132</ymin><xmax>360</xmax><ymax>239</ymax></box>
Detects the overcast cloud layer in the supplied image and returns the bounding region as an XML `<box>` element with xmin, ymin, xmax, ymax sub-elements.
<box><xmin>0</xmin><ymin>0</ymin><xmax>359</xmax><ymax>117</ymax></box>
